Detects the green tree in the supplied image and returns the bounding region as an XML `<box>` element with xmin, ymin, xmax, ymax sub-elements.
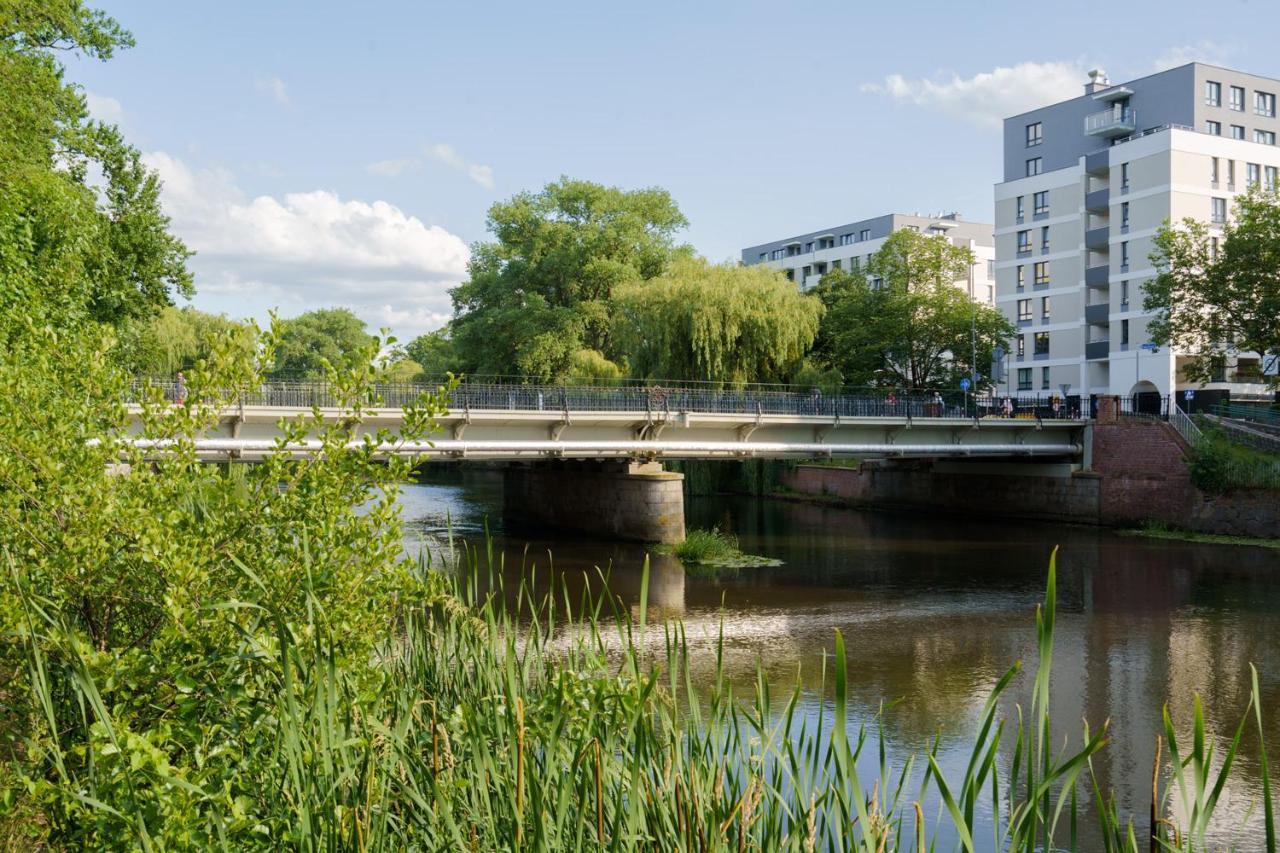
<box><xmin>271</xmin><ymin>308</ymin><xmax>375</xmax><ymax>377</ymax></box>
<box><xmin>1147</xmin><ymin>185</ymin><xmax>1280</xmax><ymax>386</ymax></box>
<box><xmin>449</xmin><ymin>177</ymin><xmax>689</xmax><ymax>379</ymax></box>
<box><xmin>812</xmin><ymin>230</ymin><xmax>1014</xmax><ymax>389</ymax></box>
<box><xmin>612</xmin><ymin>257</ymin><xmax>822</xmax><ymax>384</ymax></box>
<box><xmin>0</xmin><ymin>0</ymin><xmax>192</xmax><ymax>332</ymax></box>
<box><xmin>118</xmin><ymin>306</ymin><xmax>258</xmax><ymax>376</ymax></box>
<box><xmin>403</xmin><ymin>327</ymin><xmax>462</xmax><ymax>378</ymax></box>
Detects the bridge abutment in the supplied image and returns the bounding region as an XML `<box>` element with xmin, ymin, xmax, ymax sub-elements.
<box><xmin>503</xmin><ymin>460</ymin><xmax>685</xmax><ymax>544</ymax></box>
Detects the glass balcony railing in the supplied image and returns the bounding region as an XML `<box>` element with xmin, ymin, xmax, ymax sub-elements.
<box><xmin>1085</xmin><ymin>108</ymin><xmax>1137</xmax><ymax>137</ymax></box>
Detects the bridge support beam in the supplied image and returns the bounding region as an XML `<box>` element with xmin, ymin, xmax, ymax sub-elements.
<box><xmin>503</xmin><ymin>460</ymin><xmax>685</xmax><ymax>544</ymax></box>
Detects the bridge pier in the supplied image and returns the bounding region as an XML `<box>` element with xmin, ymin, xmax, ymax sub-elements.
<box><xmin>502</xmin><ymin>460</ymin><xmax>685</xmax><ymax>544</ymax></box>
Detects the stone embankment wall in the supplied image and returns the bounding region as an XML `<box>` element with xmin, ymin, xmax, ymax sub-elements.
<box><xmin>778</xmin><ymin>416</ymin><xmax>1280</xmax><ymax>538</ymax></box>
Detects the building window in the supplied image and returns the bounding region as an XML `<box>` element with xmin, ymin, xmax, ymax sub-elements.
<box><xmin>1033</xmin><ymin>190</ymin><xmax>1048</xmax><ymax>216</ymax></box>
<box><xmin>1206</xmin><ymin>120</ymin><xmax>1221</xmax><ymax>135</ymax></box>
<box><xmin>802</xmin><ymin>265</ymin><xmax>812</xmax><ymax>279</ymax></box>
<box><xmin>1120</xmin><ymin>162</ymin><xmax>1130</xmax><ymax>191</ymax></box>
<box><xmin>784</xmin><ymin>269</ymin><xmax>794</xmax><ymax>281</ymax></box>
<box><xmin>1121</xmin><ymin>201</ymin><xmax>1130</xmax><ymax>230</ymax></box>
<box><xmin>1249</xmin><ymin>162</ymin><xmax>1262</xmax><ymax>186</ymax></box>
<box><xmin>1256</xmin><ymin>91</ymin><xmax>1276</xmax><ymax>117</ymax></box>
<box><xmin>859</xmin><ymin>228</ymin><xmax>871</xmax><ymax>241</ymax></box>
<box><xmin>758</xmin><ymin>252</ymin><xmax>767</xmax><ymax>262</ymax></box>
<box><xmin>1211</xmin><ymin>156</ymin><xmax>1220</xmax><ymax>186</ymax></box>
<box><xmin>804</xmin><ymin>242</ymin><xmax>814</xmax><ymax>252</ymax></box>
<box><xmin>1017</xmin><ymin>337</ymin><xmax>1026</xmax><ymax>358</ymax></box>
<box><xmin>1040</xmin><ymin>296</ymin><xmax>1051</xmax><ymax>321</ymax></box>
<box><xmin>1034</xmin><ymin>332</ymin><xmax>1050</xmax><ymax>356</ymax></box>
<box><xmin>1121</xmin><ymin>319</ymin><xmax>1130</xmax><ymax>346</ymax></box>
<box><xmin>1228</xmin><ymin>159</ymin><xmax>1237</xmax><ymax>188</ymax></box>
<box><xmin>1026</xmin><ymin>121</ymin><xmax>1043</xmax><ymax>147</ymax></box>
<box><xmin>1017</xmin><ymin>368</ymin><xmax>1032</xmax><ymax>391</ymax></box>
<box><xmin>1040</xmin><ymin>226</ymin><xmax>1050</xmax><ymax>253</ymax></box>
<box><xmin>1206</xmin><ymin>81</ymin><xmax>1222</xmax><ymax>107</ymax></box>
<box><xmin>1210</xmin><ymin>237</ymin><xmax>1219</xmax><ymax>261</ymax></box>
<box><xmin>1230</xmin><ymin>85</ymin><xmax>1245</xmax><ymax>111</ymax></box>
<box><xmin>1034</xmin><ymin>261</ymin><xmax>1049</xmax><ymax>285</ymax></box>
<box><xmin>1255</xmin><ymin>129</ymin><xmax>1277</xmax><ymax>145</ymax></box>
<box><xmin>1015</xmin><ymin>196</ymin><xmax>1025</xmax><ymax>222</ymax></box>
<box><xmin>1120</xmin><ymin>241</ymin><xmax>1130</xmax><ymax>271</ymax></box>
<box><xmin>839</xmin><ymin>233</ymin><xmax>853</xmax><ymax>246</ymax></box>
<box><xmin>871</xmin><ymin>277</ymin><xmax>883</xmax><ymax>290</ymax></box>
<box><xmin>1231</xmin><ymin>124</ymin><xmax>1245</xmax><ymax>140</ymax></box>
<box><xmin>1017</xmin><ymin>298</ymin><xmax>1032</xmax><ymax>322</ymax></box>
<box><xmin>986</xmin><ymin>259</ymin><xmax>995</xmax><ymax>278</ymax></box>
<box><xmin>1268</xmin><ymin>166</ymin><xmax>1279</xmax><ymax>187</ymax></box>
<box><xmin>1212</xmin><ymin>197</ymin><xmax>1227</xmax><ymax>224</ymax></box>
<box><xmin>1041</xmin><ymin>366</ymin><xmax>1051</xmax><ymax>390</ymax></box>
<box><xmin>818</xmin><ymin>237</ymin><xmax>834</xmax><ymax>250</ymax></box>
<box><xmin>866</xmin><ymin>254</ymin><xmax>873</xmax><ymax>267</ymax></box>
<box><xmin>849</xmin><ymin>257</ymin><xmax>860</xmax><ymax>271</ymax></box>
<box><xmin>831</xmin><ymin>259</ymin><xmax>842</xmax><ymax>270</ymax></box>
<box><xmin>1017</xmin><ymin>230</ymin><xmax>1031</xmax><ymax>254</ymax></box>
<box><xmin>1016</xmin><ymin>265</ymin><xmax>1025</xmax><ymax>289</ymax></box>
<box><xmin>1026</xmin><ymin>157</ymin><xmax>1042</xmax><ymax>177</ymax></box>
<box><xmin>1120</xmin><ymin>280</ymin><xmax>1129</xmax><ymax>308</ymax></box>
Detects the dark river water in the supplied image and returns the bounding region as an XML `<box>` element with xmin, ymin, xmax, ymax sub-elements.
<box><xmin>397</xmin><ymin>470</ymin><xmax>1280</xmax><ymax>849</ymax></box>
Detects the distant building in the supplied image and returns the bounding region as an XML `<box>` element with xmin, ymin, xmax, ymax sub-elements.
<box><xmin>740</xmin><ymin>212</ymin><xmax>996</xmax><ymax>304</ymax></box>
<box><xmin>995</xmin><ymin>63</ymin><xmax>1280</xmax><ymax>402</ymax></box>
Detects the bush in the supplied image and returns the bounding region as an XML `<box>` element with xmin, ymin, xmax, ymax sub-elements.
<box><xmin>672</xmin><ymin>527</ymin><xmax>740</xmax><ymax>563</ymax></box>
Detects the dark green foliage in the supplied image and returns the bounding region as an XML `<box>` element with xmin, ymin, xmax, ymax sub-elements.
<box><xmin>271</xmin><ymin>307</ymin><xmax>375</xmax><ymax>377</ymax></box>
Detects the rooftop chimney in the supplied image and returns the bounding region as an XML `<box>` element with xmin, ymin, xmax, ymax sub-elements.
<box><xmin>1085</xmin><ymin>69</ymin><xmax>1110</xmax><ymax>95</ymax></box>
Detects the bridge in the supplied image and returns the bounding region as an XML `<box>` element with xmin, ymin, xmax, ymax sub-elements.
<box><xmin>128</xmin><ymin>378</ymin><xmax>1089</xmax><ymax>543</ymax></box>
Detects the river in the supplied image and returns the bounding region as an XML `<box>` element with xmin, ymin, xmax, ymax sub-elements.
<box><xmin>398</xmin><ymin>470</ymin><xmax>1280</xmax><ymax>849</ymax></box>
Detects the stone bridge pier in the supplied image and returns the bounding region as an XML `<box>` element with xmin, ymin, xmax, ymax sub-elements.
<box><xmin>502</xmin><ymin>460</ymin><xmax>685</xmax><ymax>544</ymax></box>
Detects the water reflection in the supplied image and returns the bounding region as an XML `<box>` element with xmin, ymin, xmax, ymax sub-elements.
<box><xmin>399</xmin><ymin>472</ymin><xmax>1280</xmax><ymax>847</ymax></box>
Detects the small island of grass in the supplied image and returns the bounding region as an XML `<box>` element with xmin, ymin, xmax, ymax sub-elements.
<box><xmin>663</xmin><ymin>527</ymin><xmax>783</xmax><ymax>572</ymax></box>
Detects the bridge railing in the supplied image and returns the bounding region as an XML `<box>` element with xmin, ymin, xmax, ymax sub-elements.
<box><xmin>130</xmin><ymin>377</ymin><xmax>1074</xmax><ymax>421</ymax></box>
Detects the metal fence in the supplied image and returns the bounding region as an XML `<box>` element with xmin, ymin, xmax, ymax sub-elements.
<box><xmin>130</xmin><ymin>377</ymin><xmax>1074</xmax><ymax>421</ymax></box>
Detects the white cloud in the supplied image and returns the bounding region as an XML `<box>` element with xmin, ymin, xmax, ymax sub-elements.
<box><xmin>84</xmin><ymin>91</ymin><xmax>124</xmax><ymax>124</ymax></box>
<box><xmin>144</xmin><ymin>151</ymin><xmax>469</xmax><ymax>338</ymax></box>
<box><xmin>1151</xmin><ymin>42</ymin><xmax>1236</xmax><ymax>72</ymax></box>
<box><xmin>255</xmin><ymin>75</ymin><xmax>290</xmax><ymax>106</ymax></box>
<box><xmin>365</xmin><ymin>157</ymin><xmax>420</xmax><ymax>177</ymax></box>
<box><xmin>862</xmin><ymin>61</ymin><xmax>1087</xmax><ymax>129</ymax></box>
<box><xmin>425</xmin><ymin>143</ymin><xmax>495</xmax><ymax>189</ymax></box>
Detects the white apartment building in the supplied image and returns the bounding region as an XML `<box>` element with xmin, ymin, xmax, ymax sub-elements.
<box><xmin>996</xmin><ymin>63</ymin><xmax>1280</xmax><ymax>404</ymax></box>
<box><xmin>741</xmin><ymin>212</ymin><xmax>996</xmax><ymax>303</ymax></box>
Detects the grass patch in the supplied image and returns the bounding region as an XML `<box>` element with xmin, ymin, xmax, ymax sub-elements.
<box><xmin>1123</xmin><ymin>520</ymin><xmax>1280</xmax><ymax>549</ymax></box>
<box><xmin>667</xmin><ymin>527</ymin><xmax>784</xmax><ymax>571</ymax></box>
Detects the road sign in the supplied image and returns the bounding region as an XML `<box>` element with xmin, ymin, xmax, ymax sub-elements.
<box><xmin>959</xmin><ymin>377</ymin><xmax>971</xmax><ymax>391</ymax></box>
<box><xmin>1184</xmin><ymin>389</ymin><xmax>1195</xmax><ymax>400</ymax></box>
<box><xmin>1139</xmin><ymin>342</ymin><xmax>1158</xmax><ymax>352</ymax></box>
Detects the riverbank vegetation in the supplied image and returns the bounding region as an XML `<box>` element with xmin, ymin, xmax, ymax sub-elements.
<box><xmin>1124</xmin><ymin>520</ymin><xmax>1280</xmax><ymax>550</ymax></box>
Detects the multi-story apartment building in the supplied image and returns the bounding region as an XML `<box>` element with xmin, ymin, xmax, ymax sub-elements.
<box><xmin>996</xmin><ymin>63</ymin><xmax>1280</xmax><ymax>403</ymax></box>
<box><xmin>741</xmin><ymin>212</ymin><xmax>996</xmax><ymax>303</ymax></box>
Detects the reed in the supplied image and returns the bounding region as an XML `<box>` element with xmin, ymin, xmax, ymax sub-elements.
<box><xmin>11</xmin><ymin>543</ymin><xmax>1276</xmax><ymax>850</ymax></box>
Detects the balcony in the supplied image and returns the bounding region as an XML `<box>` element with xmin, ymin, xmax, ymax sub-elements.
<box><xmin>1085</xmin><ymin>226</ymin><xmax>1110</xmax><ymax>250</ymax></box>
<box><xmin>1085</xmin><ymin>264</ymin><xmax>1110</xmax><ymax>287</ymax></box>
<box><xmin>1085</xmin><ymin>303</ymin><xmax>1109</xmax><ymax>325</ymax></box>
<box><xmin>1086</xmin><ymin>341</ymin><xmax>1111</xmax><ymax>360</ymax></box>
<box><xmin>1084</xmin><ymin>149</ymin><xmax>1110</xmax><ymax>175</ymax></box>
<box><xmin>1085</xmin><ymin>107</ymin><xmax>1137</xmax><ymax>138</ymax></box>
<box><xmin>1085</xmin><ymin>188</ymin><xmax>1110</xmax><ymax>212</ymax></box>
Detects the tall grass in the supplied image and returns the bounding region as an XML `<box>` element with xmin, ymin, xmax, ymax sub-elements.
<box><xmin>12</xmin><ymin>545</ymin><xmax>1277</xmax><ymax>849</ymax></box>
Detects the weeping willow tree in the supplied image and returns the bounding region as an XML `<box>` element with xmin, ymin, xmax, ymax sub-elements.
<box><xmin>612</xmin><ymin>257</ymin><xmax>822</xmax><ymax>384</ymax></box>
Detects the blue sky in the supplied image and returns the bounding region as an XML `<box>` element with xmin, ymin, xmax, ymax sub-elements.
<box><xmin>70</xmin><ymin>0</ymin><xmax>1276</xmax><ymax>341</ymax></box>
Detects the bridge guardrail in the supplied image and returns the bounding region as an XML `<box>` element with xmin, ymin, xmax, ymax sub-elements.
<box><xmin>130</xmin><ymin>378</ymin><xmax>1077</xmax><ymax>421</ymax></box>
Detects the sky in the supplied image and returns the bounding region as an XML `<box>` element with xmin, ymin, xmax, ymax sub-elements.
<box><xmin>69</xmin><ymin>0</ymin><xmax>1279</xmax><ymax>342</ymax></box>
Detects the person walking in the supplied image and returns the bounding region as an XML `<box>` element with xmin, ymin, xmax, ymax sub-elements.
<box><xmin>1001</xmin><ymin>395</ymin><xmax>1014</xmax><ymax>418</ymax></box>
<box><xmin>175</xmin><ymin>371</ymin><xmax>187</xmax><ymax>405</ymax></box>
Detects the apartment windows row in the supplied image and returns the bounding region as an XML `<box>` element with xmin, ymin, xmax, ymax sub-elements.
<box><xmin>1015</xmin><ymin>296</ymin><xmax>1052</xmax><ymax>323</ymax></box>
<box><xmin>1014</xmin><ymin>191</ymin><xmax>1050</xmax><ymax>223</ymax></box>
<box><xmin>1015</xmin><ymin>226</ymin><xmax>1051</xmax><ymax>255</ymax></box>
<box><xmin>1013</xmin><ymin>261</ymin><xmax>1051</xmax><ymax>290</ymax></box>
<box><xmin>1015</xmin><ymin>366</ymin><xmax>1053</xmax><ymax>392</ymax></box>
<box><xmin>1204</xmin><ymin>80</ymin><xmax>1275</xmax><ymax>117</ymax></box>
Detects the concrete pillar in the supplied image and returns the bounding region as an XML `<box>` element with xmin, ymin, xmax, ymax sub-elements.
<box><xmin>503</xmin><ymin>460</ymin><xmax>685</xmax><ymax>544</ymax></box>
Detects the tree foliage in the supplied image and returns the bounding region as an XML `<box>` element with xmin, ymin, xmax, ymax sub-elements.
<box><xmin>271</xmin><ymin>307</ymin><xmax>375</xmax><ymax>377</ymax></box>
<box><xmin>403</xmin><ymin>327</ymin><xmax>462</xmax><ymax>378</ymax></box>
<box><xmin>811</xmin><ymin>230</ymin><xmax>1014</xmax><ymax>389</ymax></box>
<box><xmin>0</xmin><ymin>0</ymin><xmax>192</xmax><ymax>332</ymax></box>
<box><xmin>117</xmin><ymin>306</ymin><xmax>258</xmax><ymax>376</ymax></box>
<box><xmin>1147</xmin><ymin>185</ymin><xmax>1280</xmax><ymax>386</ymax></box>
<box><xmin>612</xmin><ymin>257</ymin><xmax>822</xmax><ymax>384</ymax></box>
<box><xmin>449</xmin><ymin>177</ymin><xmax>689</xmax><ymax>378</ymax></box>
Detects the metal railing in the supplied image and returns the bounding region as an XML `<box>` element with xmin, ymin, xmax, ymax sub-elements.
<box><xmin>1212</xmin><ymin>401</ymin><xmax>1280</xmax><ymax>426</ymax></box>
<box><xmin>130</xmin><ymin>377</ymin><xmax>1078</xmax><ymax>422</ymax></box>
<box><xmin>1169</xmin><ymin>403</ymin><xmax>1202</xmax><ymax>445</ymax></box>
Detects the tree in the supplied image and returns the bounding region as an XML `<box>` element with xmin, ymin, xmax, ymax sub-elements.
<box><xmin>271</xmin><ymin>308</ymin><xmax>375</xmax><ymax>377</ymax></box>
<box><xmin>403</xmin><ymin>327</ymin><xmax>462</xmax><ymax>378</ymax></box>
<box><xmin>0</xmin><ymin>0</ymin><xmax>192</xmax><ymax>333</ymax></box>
<box><xmin>117</xmin><ymin>306</ymin><xmax>258</xmax><ymax>376</ymax></box>
<box><xmin>611</xmin><ymin>257</ymin><xmax>822</xmax><ymax>384</ymax></box>
<box><xmin>812</xmin><ymin>230</ymin><xmax>1014</xmax><ymax>389</ymax></box>
<box><xmin>449</xmin><ymin>177</ymin><xmax>689</xmax><ymax>379</ymax></box>
<box><xmin>1147</xmin><ymin>185</ymin><xmax>1280</xmax><ymax>386</ymax></box>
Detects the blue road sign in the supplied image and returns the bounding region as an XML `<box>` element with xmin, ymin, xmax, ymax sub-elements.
<box><xmin>959</xmin><ymin>378</ymin><xmax>971</xmax><ymax>391</ymax></box>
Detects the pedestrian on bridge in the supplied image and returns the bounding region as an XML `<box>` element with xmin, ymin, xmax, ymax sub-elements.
<box><xmin>175</xmin><ymin>371</ymin><xmax>187</xmax><ymax>406</ymax></box>
<box><xmin>1001</xmin><ymin>395</ymin><xmax>1014</xmax><ymax>418</ymax></box>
